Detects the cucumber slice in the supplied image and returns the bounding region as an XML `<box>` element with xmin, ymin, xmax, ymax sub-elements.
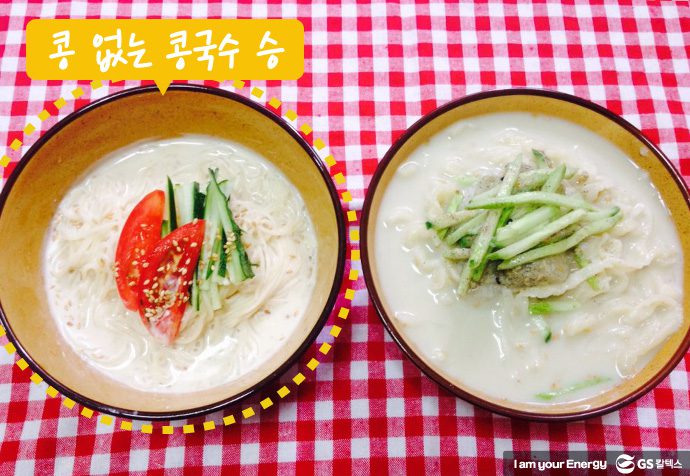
<box><xmin>175</xmin><ymin>182</ymin><xmax>198</xmax><ymax>225</ymax></box>
<box><xmin>207</xmin><ymin>169</ymin><xmax>254</xmax><ymax>283</ymax></box>
<box><xmin>162</xmin><ymin>176</ymin><xmax>177</xmax><ymax>236</ymax></box>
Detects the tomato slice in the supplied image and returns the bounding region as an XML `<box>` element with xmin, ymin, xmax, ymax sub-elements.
<box><xmin>137</xmin><ymin>220</ymin><xmax>205</xmax><ymax>344</ymax></box>
<box><xmin>115</xmin><ymin>190</ymin><xmax>165</xmax><ymax>311</ymax></box>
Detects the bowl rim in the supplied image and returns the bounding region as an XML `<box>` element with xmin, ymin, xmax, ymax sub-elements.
<box><xmin>360</xmin><ymin>87</ymin><xmax>690</xmax><ymax>422</ymax></box>
<box><xmin>0</xmin><ymin>84</ymin><xmax>347</xmax><ymax>421</ymax></box>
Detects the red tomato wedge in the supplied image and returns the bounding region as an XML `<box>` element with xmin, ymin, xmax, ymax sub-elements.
<box><xmin>137</xmin><ymin>221</ymin><xmax>205</xmax><ymax>344</ymax></box>
<box><xmin>114</xmin><ymin>190</ymin><xmax>165</xmax><ymax>311</ymax></box>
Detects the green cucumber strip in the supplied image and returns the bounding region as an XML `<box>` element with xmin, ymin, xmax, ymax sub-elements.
<box><xmin>208</xmin><ymin>281</ymin><xmax>221</xmax><ymax>310</ymax></box>
<box><xmin>194</xmin><ymin>190</ymin><xmax>206</xmax><ymax>219</ymax></box>
<box><xmin>161</xmin><ymin>220</ymin><xmax>170</xmax><ymax>237</ymax></box>
<box><xmin>532</xmin><ymin>149</ymin><xmax>548</xmax><ymax>168</ymax></box>
<box><xmin>574</xmin><ymin>248</ymin><xmax>600</xmax><ymax>291</ymax></box>
<box><xmin>162</xmin><ymin>176</ymin><xmax>177</xmax><ymax>236</ymax></box>
<box><xmin>528</xmin><ymin>298</ymin><xmax>580</xmax><ymax>315</ymax></box>
<box><xmin>174</xmin><ymin>182</ymin><xmax>198</xmax><ymax>225</ymax></box>
<box><xmin>217</xmin><ymin>229</ymin><xmax>228</xmax><ymax>278</ymax></box>
<box><xmin>531</xmin><ymin>315</ymin><xmax>552</xmax><ymax>343</ymax></box>
<box><xmin>205</xmin><ymin>233</ymin><xmax>222</xmax><ymax>280</ymax></box>
<box><xmin>536</xmin><ymin>376</ymin><xmax>610</xmax><ymax>401</ymax></box>
<box><xmin>208</xmin><ymin>169</ymin><xmax>254</xmax><ymax>281</ymax></box>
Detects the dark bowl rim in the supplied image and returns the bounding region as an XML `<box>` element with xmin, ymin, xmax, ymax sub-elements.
<box><xmin>0</xmin><ymin>83</ymin><xmax>347</xmax><ymax>421</ymax></box>
<box><xmin>360</xmin><ymin>87</ymin><xmax>690</xmax><ymax>422</ymax></box>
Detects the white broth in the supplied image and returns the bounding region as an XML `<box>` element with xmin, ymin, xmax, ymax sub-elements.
<box><xmin>44</xmin><ymin>135</ymin><xmax>317</xmax><ymax>393</ymax></box>
<box><xmin>375</xmin><ymin>112</ymin><xmax>683</xmax><ymax>404</ymax></box>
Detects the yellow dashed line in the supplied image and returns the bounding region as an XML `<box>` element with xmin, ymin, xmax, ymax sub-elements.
<box><xmin>338</xmin><ymin>307</ymin><xmax>350</xmax><ymax>319</ymax></box>
<box><xmin>4</xmin><ymin>342</ymin><xmax>16</xmax><ymax>354</ymax></box>
<box><xmin>285</xmin><ymin>109</ymin><xmax>297</xmax><ymax>121</ymax></box>
<box><xmin>120</xmin><ymin>421</ymin><xmax>132</xmax><ymax>431</ymax></box>
<box><xmin>314</xmin><ymin>138</ymin><xmax>326</xmax><ymax>150</ymax></box>
<box><xmin>29</xmin><ymin>373</ymin><xmax>43</xmax><ymax>385</ymax></box>
<box><xmin>347</xmin><ymin>210</ymin><xmax>357</xmax><ymax>222</ymax></box>
<box><xmin>203</xmin><ymin>421</ymin><xmax>216</xmax><ymax>431</ymax></box>
<box><xmin>330</xmin><ymin>326</ymin><xmax>342</xmax><ymax>338</ymax></box>
<box><xmin>9</xmin><ymin>139</ymin><xmax>21</xmax><ymax>151</ymax></box>
<box><xmin>242</xmin><ymin>407</ymin><xmax>255</xmax><ymax>419</ymax></box>
<box><xmin>351</xmin><ymin>249</ymin><xmax>360</xmax><ymax>261</ymax></box>
<box><xmin>269</xmin><ymin>97</ymin><xmax>282</xmax><ymax>108</ymax></box>
<box><xmin>53</xmin><ymin>97</ymin><xmax>66</xmax><ymax>109</ymax></box>
<box><xmin>38</xmin><ymin>109</ymin><xmax>50</xmax><ymax>121</ymax></box>
<box><xmin>350</xmin><ymin>229</ymin><xmax>360</xmax><ymax>242</ymax></box>
<box><xmin>46</xmin><ymin>386</ymin><xmax>58</xmax><ymax>398</ymax></box>
<box><xmin>251</xmin><ymin>87</ymin><xmax>264</xmax><ymax>98</ymax></box>
<box><xmin>63</xmin><ymin>398</ymin><xmax>75</xmax><ymax>410</ymax></box>
<box><xmin>233</xmin><ymin>79</ymin><xmax>245</xmax><ymax>89</ymax></box>
<box><xmin>223</xmin><ymin>415</ymin><xmax>236</xmax><ymax>426</ymax></box>
<box><xmin>100</xmin><ymin>415</ymin><xmax>113</xmax><ymax>426</ymax></box>
<box><xmin>349</xmin><ymin>269</ymin><xmax>359</xmax><ymax>281</ymax></box>
<box><xmin>344</xmin><ymin>289</ymin><xmax>355</xmax><ymax>300</ymax></box>
<box><xmin>141</xmin><ymin>424</ymin><xmax>152</xmax><ymax>433</ymax></box>
<box><xmin>0</xmin><ymin>156</ymin><xmax>7</xmax><ymax>167</ymax></box>
<box><xmin>300</xmin><ymin>123</ymin><xmax>312</xmax><ymax>135</ymax></box>
<box><xmin>183</xmin><ymin>424</ymin><xmax>195</xmax><ymax>434</ymax></box>
<box><xmin>16</xmin><ymin>358</ymin><xmax>28</xmax><ymax>371</ymax></box>
<box><xmin>334</xmin><ymin>172</ymin><xmax>345</xmax><ymax>184</ymax></box>
<box><xmin>90</xmin><ymin>80</ymin><xmax>103</xmax><ymax>90</ymax></box>
<box><xmin>81</xmin><ymin>407</ymin><xmax>94</xmax><ymax>418</ymax></box>
<box><xmin>162</xmin><ymin>425</ymin><xmax>174</xmax><ymax>434</ymax></box>
<box><xmin>260</xmin><ymin>398</ymin><xmax>273</xmax><ymax>409</ymax></box>
<box><xmin>293</xmin><ymin>372</ymin><xmax>305</xmax><ymax>385</ymax></box>
<box><xmin>0</xmin><ymin>326</ymin><xmax>4</xmax><ymax>337</ymax></box>
<box><xmin>277</xmin><ymin>386</ymin><xmax>290</xmax><ymax>398</ymax></box>
<box><xmin>71</xmin><ymin>87</ymin><xmax>84</xmax><ymax>98</ymax></box>
<box><xmin>319</xmin><ymin>342</ymin><xmax>331</xmax><ymax>355</ymax></box>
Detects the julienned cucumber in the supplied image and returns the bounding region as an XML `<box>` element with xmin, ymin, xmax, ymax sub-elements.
<box><xmin>164</xmin><ymin>171</ymin><xmax>253</xmax><ymax>312</ymax></box>
<box><xmin>161</xmin><ymin>176</ymin><xmax>177</xmax><ymax>237</ymax></box>
<box><xmin>173</xmin><ymin>181</ymin><xmax>202</xmax><ymax>310</ymax></box>
<box><xmin>174</xmin><ymin>182</ymin><xmax>199</xmax><ymax>225</ymax></box>
<box><xmin>208</xmin><ymin>169</ymin><xmax>254</xmax><ymax>280</ymax></box>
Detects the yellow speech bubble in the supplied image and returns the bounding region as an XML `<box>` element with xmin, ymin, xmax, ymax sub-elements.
<box><xmin>26</xmin><ymin>19</ymin><xmax>304</xmax><ymax>93</ymax></box>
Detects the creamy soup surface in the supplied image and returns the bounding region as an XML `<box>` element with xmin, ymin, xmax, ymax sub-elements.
<box><xmin>44</xmin><ymin>135</ymin><xmax>317</xmax><ymax>393</ymax></box>
<box><xmin>375</xmin><ymin>112</ymin><xmax>683</xmax><ymax>404</ymax></box>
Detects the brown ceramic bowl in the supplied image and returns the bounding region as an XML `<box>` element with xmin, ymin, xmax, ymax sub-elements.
<box><xmin>0</xmin><ymin>85</ymin><xmax>345</xmax><ymax>420</ymax></box>
<box><xmin>362</xmin><ymin>88</ymin><xmax>690</xmax><ymax>421</ymax></box>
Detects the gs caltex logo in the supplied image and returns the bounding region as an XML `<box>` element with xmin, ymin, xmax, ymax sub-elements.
<box><xmin>615</xmin><ymin>454</ymin><xmax>635</xmax><ymax>474</ymax></box>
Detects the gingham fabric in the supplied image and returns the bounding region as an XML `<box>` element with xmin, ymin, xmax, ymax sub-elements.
<box><xmin>1</xmin><ymin>1</ymin><xmax>689</xmax><ymax>474</ymax></box>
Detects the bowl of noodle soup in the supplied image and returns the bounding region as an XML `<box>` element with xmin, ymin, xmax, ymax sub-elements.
<box><xmin>0</xmin><ymin>85</ymin><xmax>345</xmax><ymax>420</ymax></box>
<box><xmin>362</xmin><ymin>89</ymin><xmax>690</xmax><ymax>421</ymax></box>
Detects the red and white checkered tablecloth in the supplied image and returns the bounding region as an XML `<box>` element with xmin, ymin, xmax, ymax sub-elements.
<box><xmin>1</xmin><ymin>1</ymin><xmax>689</xmax><ymax>474</ymax></box>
